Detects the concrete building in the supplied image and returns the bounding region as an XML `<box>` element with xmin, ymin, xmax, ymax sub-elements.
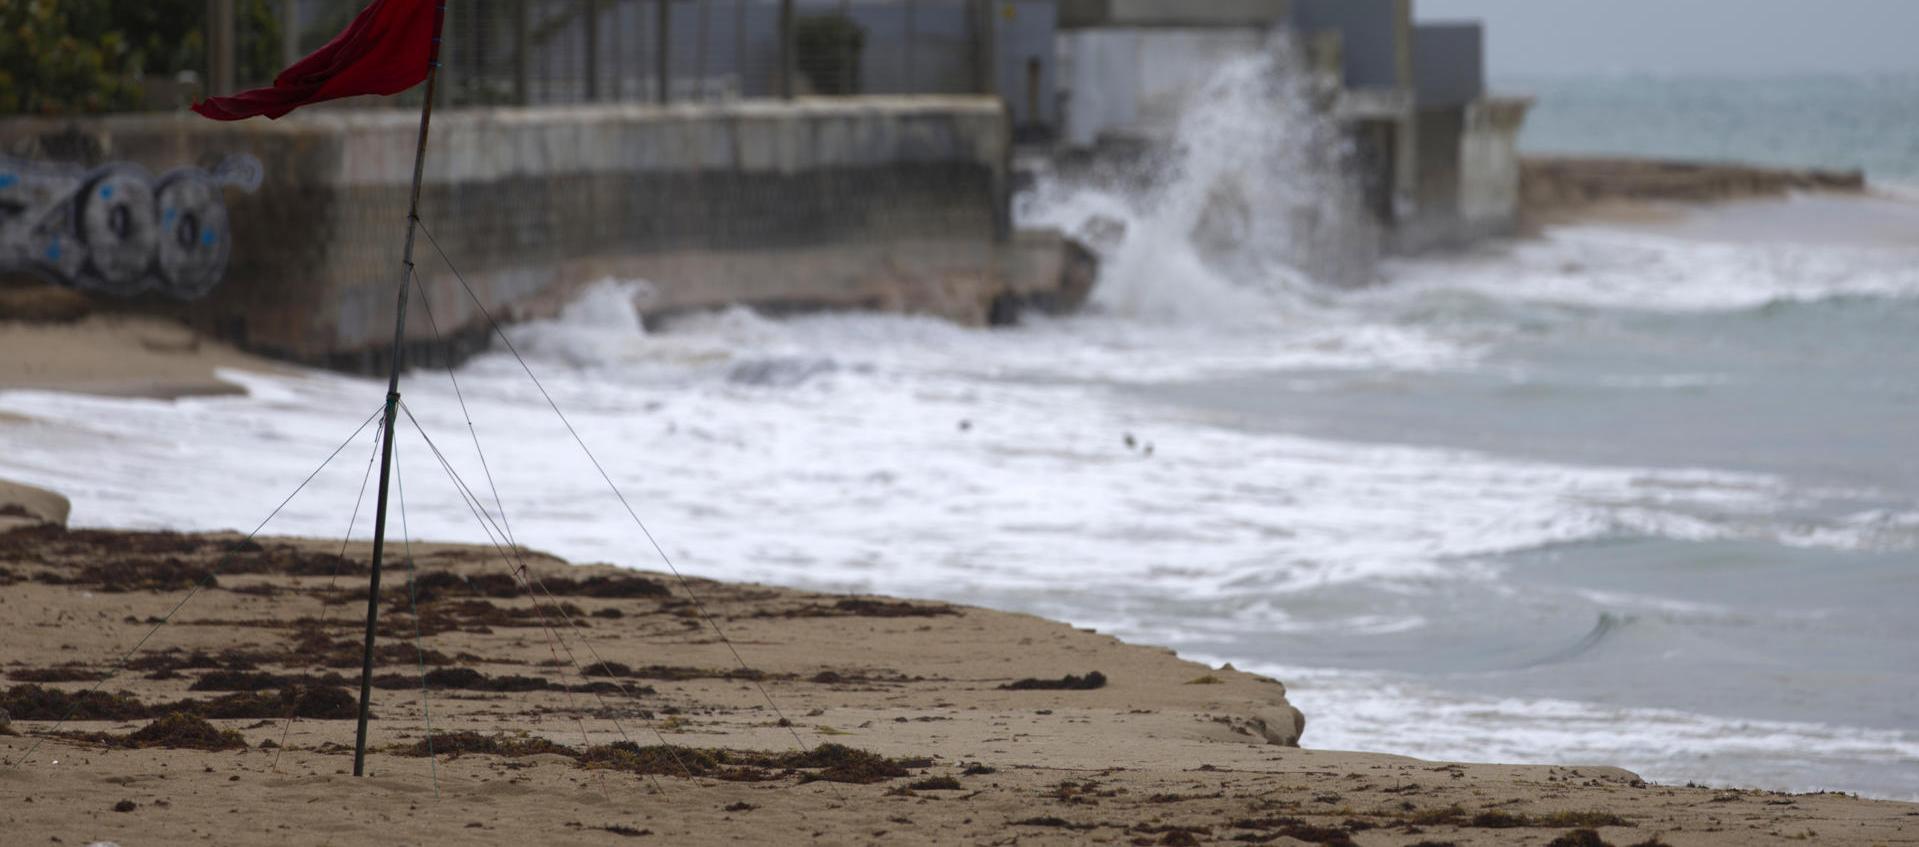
<box><xmin>1049</xmin><ymin>0</ymin><xmax>1532</xmax><ymax>255</ymax></box>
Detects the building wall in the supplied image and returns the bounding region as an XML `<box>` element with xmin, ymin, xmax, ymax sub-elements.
<box><xmin>1457</xmin><ymin>97</ymin><xmax>1532</xmax><ymax>238</ymax></box>
<box><xmin>0</xmin><ymin>98</ymin><xmax>1089</xmax><ymax>371</ymax></box>
<box><xmin>1057</xmin><ymin>27</ymin><xmax>1266</xmax><ymax>148</ymax></box>
<box><xmin>1057</xmin><ymin>0</ymin><xmax>1290</xmax><ymax>28</ymax></box>
<box><xmin>995</xmin><ymin>0</ymin><xmax>1060</xmax><ymax>132</ymax></box>
<box><xmin>1412</xmin><ymin>23</ymin><xmax>1482</xmax><ymax>108</ymax></box>
<box><xmin>1289</xmin><ymin>0</ymin><xmax>1410</xmax><ymax>90</ymax></box>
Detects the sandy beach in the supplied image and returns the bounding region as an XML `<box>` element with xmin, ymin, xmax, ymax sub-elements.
<box><xmin>0</xmin><ymin>507</ymin><xmax>1915</xmax><ymax>845</ymax></box>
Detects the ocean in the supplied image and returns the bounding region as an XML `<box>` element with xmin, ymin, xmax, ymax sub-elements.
<box><xmin>3</xmin><ymin>70</ymin><xmax>1916</xmax><ymax>799</ymax></box>
<box><xmin>1510</xmin><ymin>72</ymin><xmax>1919</xmax><ymax>186</ymax></box>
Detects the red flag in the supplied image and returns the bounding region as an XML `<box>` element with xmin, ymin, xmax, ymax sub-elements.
<box><xmin>192</xmin><ymin>0</ymin><xmax>443</xmax><ymax>121</ymax></box>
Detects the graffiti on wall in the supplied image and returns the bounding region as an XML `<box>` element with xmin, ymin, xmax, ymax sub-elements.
<box><xmin>0</xmin><ymin>154</ymin><xmax>262</xmax><ymax>300</ymax></box>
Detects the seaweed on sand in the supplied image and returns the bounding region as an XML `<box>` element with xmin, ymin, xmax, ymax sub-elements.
<box><xmin>1001</xmin><ymin>671</ymin><xmax>1107</xmax><ymax>691</ymax></box>
<box><xmin>61</xmin><ymin>712</ymin><xmax>248</xmax><ymax>751</ymax></box>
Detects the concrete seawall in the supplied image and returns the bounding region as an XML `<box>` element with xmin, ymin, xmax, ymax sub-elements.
<box><xmin>1</xmin><ymin>98</ymin><xmax>1091</xmax><ymax>371</ymax></box>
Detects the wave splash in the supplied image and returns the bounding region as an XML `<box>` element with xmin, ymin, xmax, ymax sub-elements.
<box><xmin>1019</xmin><ymin>35</ymin><xmax>1379</xmax><ymax>324</ymax></box>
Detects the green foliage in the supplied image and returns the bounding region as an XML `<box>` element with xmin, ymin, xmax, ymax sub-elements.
<box><xmin>0</xmin><ymin>0</ymin><xmax>283</xmax><ymax>115</ymax></box>
<box><xmin>0</xmin><ymin>0</ymin><xmax>143</xmax><ymax>114</ymax></box>
<box><xmin>795</xmin><ymin>13</ymin><xmax>865</xmax><ymax>96</ymax></box>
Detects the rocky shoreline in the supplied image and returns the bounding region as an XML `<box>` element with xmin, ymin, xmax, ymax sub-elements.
<box><xmin>1519</xmin><ymin>156</ymin><xmax>1868</xmax><ymax>228</ymax></box>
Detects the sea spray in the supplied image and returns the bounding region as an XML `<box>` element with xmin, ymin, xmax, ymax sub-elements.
<box><xmin>1019</xmin><ymin>33</ymin><xmax>1379</xmax><ymax>322</ymax></box>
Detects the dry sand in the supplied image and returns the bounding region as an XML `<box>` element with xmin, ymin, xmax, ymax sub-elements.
<box><xmin>0</xmin><ymin>520</ymin><xmax>1913</xmax><ymax>847</ymax></box>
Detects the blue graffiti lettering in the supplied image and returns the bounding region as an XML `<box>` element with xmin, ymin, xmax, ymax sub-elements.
<box><xmin>0</xmin><ymin>154</ymin><xmax>260</xmax><ymax>300</ymax></box>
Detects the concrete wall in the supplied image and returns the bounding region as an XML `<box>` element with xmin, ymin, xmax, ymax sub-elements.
<box><xmin>1057</xmin><ymin>28</ymin><xmax>1266</xmax><ymax>148</ymax></box>
<box><xmin>1412</xmin><ymin>23</ymin><xmax>1482</xmax><ymax>108</ymax></box>
<box><xmin>1391</xmin><ymin>96</ymin><xmax>1529</xmax><ymax>251</ymax></box>
<box><xmin>0</xmin><ymin>98</ymin><xmax>1089</xmax><ymax>371</ymax></box>
<box><xmin>1290</xmin><ymin>0</ymin><xmax>1410</xmax><ymax>90</ymax></box>
<box><xmin>995</xmin><ymin>0</ymin><xmax>1061</xmax><ymax>132</ymax></box>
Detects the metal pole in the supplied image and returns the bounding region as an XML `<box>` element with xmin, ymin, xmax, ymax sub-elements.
<box><xmin>777</xmin><ymin>0</ymin><xmax>794</xmax><ymax>99</ymax></box>
<box><xmin>609</xmin><ymin>0</ymin><xmax>622</xmax><ymax>101</ymax></box>
<box><xmin>353</xmin><ymin>0</ymin><xmax>448</xmax><ymax>780</ymax></box>
<box><xmin>837</xmin><ymin>0</ymin><xmax>850</xmax><ymax>95</ymax></box>
<box><xmin>584</xmin><ymin>0</ymin><xmax>600</xmax><ymax>101</ymax></box>
<box><xmin>280</xmin><ymin>0</ymin><xmax>300</xmax><ymax>68</ymax></box>
<box><xmin>656</xmin><ymin>0</ymin><xmax>671</xmax><ymax>103</ymax></box>
<box><xmin>209</xmin><ymin>0</ymin><xmax>237</xmax><ymax>94</ymax></box>
<box><xmin>903</xmin><ymin>0</ymin><xmax>914</xmax><ymax>94</ymax></box>
<box><xmin>513</xmin><ymin>0</ymin><xmax>529</xmax><ymax>105</ymax></box>
<box><xmin>973</xmin><ymin>0</ymin><xmax>995</xmax><ymax>96</ymax></box>
<box><xmin>694</xmin><ymin>0</ymin><xmax>709</xmax><ymax>101</ymax></box>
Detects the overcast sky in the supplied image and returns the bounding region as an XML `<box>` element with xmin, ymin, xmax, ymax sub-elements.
<box><xmin>1415</xmin><ymin>0</ymin><xmax>1919</xmax><ymax>77</ymax></box>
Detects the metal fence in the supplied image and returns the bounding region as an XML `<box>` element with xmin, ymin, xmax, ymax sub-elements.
<box><xmin>270</xmin><ymin>0</ymin><xmax>999</xmax><ymax>108</ymax></box>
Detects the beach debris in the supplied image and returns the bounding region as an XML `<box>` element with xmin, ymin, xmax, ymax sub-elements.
<box><xmin>392</xmin><ymin>734</ymin><xmax>917</xmax><ymax>785</ymax></box>
<box><xmin>0</xmin><ymin>682</ymin><xmax>358</xmax><ymax>722</ymax></box>
<box><xmin>757</xmin><ymin>597</ymin><xmax>960</xmax><ymax>619</ymax></box>
<box><xmin>1228</xmin><ymin>817</ymin><xmax>1356</xmax><ymax>846</ymax></box>
<box><xmin>8</xmin><ymin>664</ymin><xmax>105</xmax><ymax>683</ymax></box>
<box><xmin>1000</xmin><ymin>670</ymin><xmax>1106</xmax><ymax>690</ymax></box>
<box><xmin>403</xmin><ymin>730</ymin><xmax>573</xmax><ymax>759</ymax></box>
<box><xmin>1131</xmin><ymin>825</ymin><xmax>1208</xmax><ymax>846</ymax></box>
<box><xmin>61</xmin><ymin>712</ymin><xmax>248</xmax><ymax>751</ymax></box>
<box><xmin>1</xmin><ymin>684</ymin><xmax>150</xmax><ymax>721</ymax></box>
<box><xmin>112</xmin><ymin>800</ymin><xmax>137</xmax><ymax>813</ymax></box>
<box><xmin>1010</xmin><ymin>817</ymin><xmax>1097</xmax><ymax>831</ymax></box>
<box><xmin>1547</xmin><ymin>830</ymin><xmax>1613</xmax><ymax>847</ymax></box>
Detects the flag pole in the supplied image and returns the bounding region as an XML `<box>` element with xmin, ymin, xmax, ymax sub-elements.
<box><xmin>354</xmin><ymin>0</ymin><xmax>448</xmax><ymax>779</ymax></box>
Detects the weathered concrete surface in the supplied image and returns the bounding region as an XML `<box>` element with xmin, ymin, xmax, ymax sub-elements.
<box><xmin>1457</xmin><ymin>97</ymin><xmax>1532</xmax><ymax>238</ymax></box>
<box><xmin>1394</xmin><ymin>96</ymin><xmax>1531</xmax><ymax>251</ymax></box>
<box><xmin>1</xmin><ymin>98</ymin><xmax>1089</xmax><ymax>372</ymax></box>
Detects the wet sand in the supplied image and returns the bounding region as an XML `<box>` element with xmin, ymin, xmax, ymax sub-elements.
<box><xmin>0</xmin><ymin>311</ymin><xmax>283</xmax><ymax>399</ymax></box>
<box><xmin>0</xmin><ymin>519</ymin><xmax>1914</xmax><ymax>846</ymax></box>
